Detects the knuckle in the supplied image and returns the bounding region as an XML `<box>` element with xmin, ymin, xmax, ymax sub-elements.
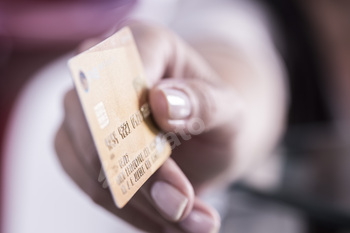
<box><xmin>89</xmin><ymin>188</ymin><xmax>107</xmax><ymax>206</ymax></box>
<box><xmin>129</xmin><ymin>22</ymin><xmax>174</xmax><ymax>51</ymax></box>
<box><xmin>63</xmin><ymin>89</ymin><xmax>78</xmax><ymax>113</ymax></box>
<box><xmin>84</xmin><ymin>144</ymin><xmax>100</xmax><ymax>169</ymax></box>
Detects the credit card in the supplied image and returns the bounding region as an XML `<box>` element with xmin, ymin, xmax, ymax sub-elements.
<box><xmin>68</xmin><ymin>27</ymin><xmax>171</xmax><ymax>208</ymax></box>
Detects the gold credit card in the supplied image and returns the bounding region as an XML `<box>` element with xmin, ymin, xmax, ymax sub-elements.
<box><xmin>68</xmin><ymin>27</ymin><xmax>171</xmax><ymax>208</ymax></box>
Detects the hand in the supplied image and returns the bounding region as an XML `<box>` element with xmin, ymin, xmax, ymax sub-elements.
<box><xmin>55</xmin><ymin>22</ymin><xmax>286</xmax><ymax>233</ymax></box>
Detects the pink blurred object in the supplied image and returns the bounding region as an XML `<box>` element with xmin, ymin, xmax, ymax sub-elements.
<box><xmin>0</xmin><ymin>0</ymin><xmax>137</xmax><ymax>49</ymax></box>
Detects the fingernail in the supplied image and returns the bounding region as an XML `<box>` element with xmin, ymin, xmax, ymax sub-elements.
<box><xmin>180</xmin><ymin>210</ymin><xmax>219</xmax><ymax>233</ymax></box>
<box><xmin>161</xmin><ymin>88</ymin><xmax>191</xmax><ymax>119</ymax></box>
<box><xmin>151</xmin><ymin>181</ymin><xmax>188</xmax><ymax>221</ymax></box>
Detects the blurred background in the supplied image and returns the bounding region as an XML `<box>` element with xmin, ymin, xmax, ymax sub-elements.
<box><xmin>1</xmin><ymin>0</ymin><xmax>350</xmax><ymax>233</ymax></box>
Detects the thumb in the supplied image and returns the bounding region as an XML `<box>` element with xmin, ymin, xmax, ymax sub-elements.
<box><xmin>149</xmin><ymin>78</ymin><xmax>242</xmax><ymax>134</ymax></box>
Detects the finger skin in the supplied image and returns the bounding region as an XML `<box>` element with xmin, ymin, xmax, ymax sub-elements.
<box><xmin>141</xmin><ymin>158</ymin><xmax>195</xmax><ymax>222</ymax></box>
<box><xmin>164</xmin><ymin>199</ymin><xmax>221</xmax><ymax>233</ymax></box>
<box><xmin>149</xmin><ymin>78</ymin><xmax>242</xmax><ymax>133</ymax></box>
